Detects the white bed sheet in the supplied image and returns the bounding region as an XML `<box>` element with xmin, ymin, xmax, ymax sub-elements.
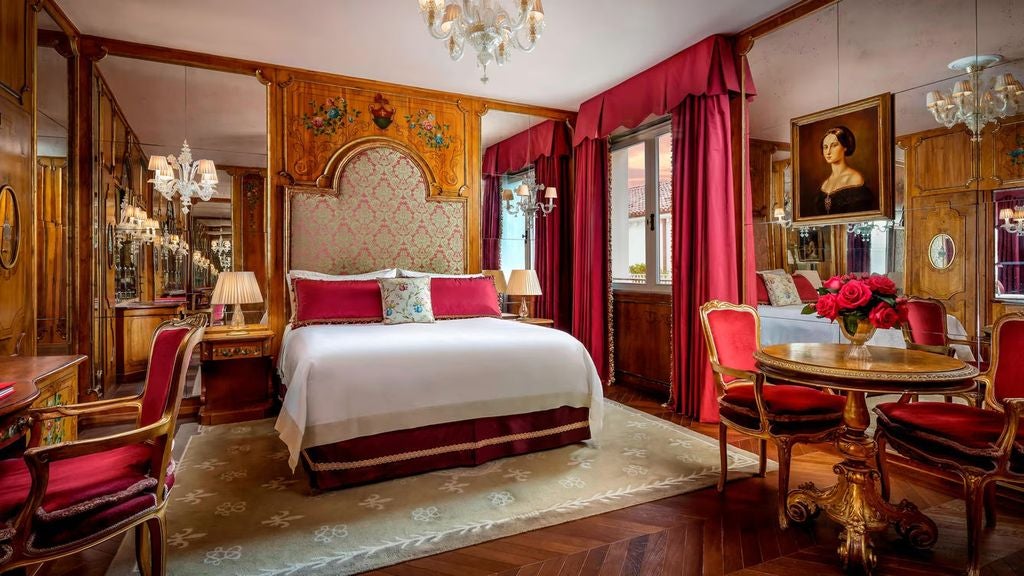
<box><xmin>275</xmin><ymin>318</ymin><xmax>604</xmax><ymax>470</ymax></box>
<box><xmin>758</xmin><ymin>304</ymin><xmax>975</xmax><ymax>361</ymax></box>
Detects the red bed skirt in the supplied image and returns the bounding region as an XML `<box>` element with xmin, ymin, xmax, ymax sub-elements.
<box><xmin>300</xmin><ymin>406</ymin><xmax>591</xmax><ymax>491</ymax></box>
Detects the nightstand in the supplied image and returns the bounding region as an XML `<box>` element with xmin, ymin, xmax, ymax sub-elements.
<box><xmin>515</xmin><ymin>317</ymin><xmax>554</xmax><ymax>327</ymax></box>
<box><xmin>199</xmin><ymin>325</ymin><xmax>274</xmax><ymax>425</ymax></box>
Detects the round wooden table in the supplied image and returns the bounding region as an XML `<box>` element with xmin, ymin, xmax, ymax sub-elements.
<box><xmin>754</xmin><ymin>343</ymin><xmax>979</xmax><ymax>575</ymax></box>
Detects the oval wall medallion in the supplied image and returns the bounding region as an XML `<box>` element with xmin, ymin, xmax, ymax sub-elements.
<box><xmin>0</xmin><ymin>185</ymin><xmax>20</xmax><ymax>270</ymax></box>
<box><xmin>927</xmin><ymin>233</ymin><xmax>955</xmax><ymax>270</ymax></box>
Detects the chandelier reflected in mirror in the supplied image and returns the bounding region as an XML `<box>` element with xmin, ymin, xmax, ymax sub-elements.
<box><xmin>212</xmin><ymin>234</ymin><xmax>232</xmax><ymax>270</ymax></box>
<box><xmin>925</xmin><ymin>55</ymin><xmax>1024</xmax><ymax>142</ymax></box>
<box><xmin>501</xmin><ymin>170</ymin><xmax>556</xmax><ymax>235</ymax></box>
<box><xmin>999</xmin><ymin>205</ymin><xmax>1024</xmax><ymax>236</ymax></box>
<box><xmin>147</xmin><ymin>141</ymin><xmax>218</xmax><ymax>214</ymax></box>
<box><xmin>417</xmin><ymin>0</ymin><xmax>545</xmax><ymax>83</ymax></box>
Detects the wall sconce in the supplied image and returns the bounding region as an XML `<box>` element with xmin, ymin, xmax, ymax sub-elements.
<box><xmin>771</xmin><ymin>203</ymin><xmax>791</xmax><ymax>228</ymax></box>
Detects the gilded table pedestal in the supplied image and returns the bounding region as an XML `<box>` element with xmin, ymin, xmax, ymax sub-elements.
<box><xmin>754</xmin><ymin>343</ymin><xmax>978</xmax><ymax>575</ymax></box>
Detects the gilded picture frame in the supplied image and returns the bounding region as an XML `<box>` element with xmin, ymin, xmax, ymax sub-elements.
<box><xmin>792</xmin><ymin>93</ymin><xmax>893</xmax><ymax>226</ymax></box>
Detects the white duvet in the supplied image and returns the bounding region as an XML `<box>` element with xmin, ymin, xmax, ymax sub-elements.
<box><xmin>275</xmin><ymin>317</ymin><xmax>604</xmax><ymax>470</ymax></box>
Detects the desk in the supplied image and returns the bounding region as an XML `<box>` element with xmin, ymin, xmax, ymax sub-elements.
<box><xmin>0</xmin><ymin>355</ymin><xmax>86</xmax><ymax>449</ymax></box>
<box><xmin>755</xmin><ymin>343</ymin><xmax>978</xmax><ymax>575</ymax></box>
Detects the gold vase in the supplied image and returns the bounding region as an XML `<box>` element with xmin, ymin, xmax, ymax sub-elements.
<box><xmin>839</xmin><ymin>316</ymin><xmax>876</xmax><ymax>361</ymax></box>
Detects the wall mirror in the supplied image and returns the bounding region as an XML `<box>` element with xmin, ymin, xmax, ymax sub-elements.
<box><xmin>89</xmin><ymin>54</ymin><xmax>268</xmax><ymax>399</ymax></box>
<box><xmin>480</xmin><ymin>109</ymin><xmax>557</xmax><ymax>278</ymax></box>
<box><xmin>35</xmin><ymin>9</ymin><xmax>74</xmax><ymax>355</ymax></box>
<box><xmin>745</xmin><ymin>0</ymin><xmax>1024</xmax><ymax>348</ymax></box>
<box><xmin>0</xmin><ymin>185</ymin><xmax>19</xmax><ymax>270</ymax></box>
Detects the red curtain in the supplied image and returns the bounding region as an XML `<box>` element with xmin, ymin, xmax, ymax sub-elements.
<box><xmin>670</xmin><ymin>94</ymin><xmax>740</xmax><ymax>422</ymax></box>
<box><xmin>534</xmin><ymin>153</ymin><xmax>572</xmax><ymax>329</ymax></box>
<box><xmin>482</xmin><ymin>173</ymin><xmax>501</xmax><ymax>270</ymax></box>
<box><xmin>571</xmin><ymin>138</ymin><xmax>610</xmax><ymax>381</ymax></box>
<box><xmin>847</xmin><ymin>232</ymin><xmax>871</xmax><ymax>274</ymax></box>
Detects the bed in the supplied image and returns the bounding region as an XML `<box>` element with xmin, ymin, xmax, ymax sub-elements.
<box><xmin>275</xmin><ymin>317</ymin><xmax>603</xmax><ymax>490</ymax></box>
<box><xmin>758</xmin><ymin>303</ymin><xmax>975</xmax><ymax>361</ymax></box>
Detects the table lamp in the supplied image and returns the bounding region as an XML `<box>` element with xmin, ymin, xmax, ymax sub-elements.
<box><xmin>210</xmin><ymin>271</ymin><xmax>263</xmax><ymax>334</ymax></box>
<box><xmin>506</xmin><ymin>269</ymin><xmax>542</xmax><ymax>319</ymax></box>
<box><xmin>482</xmin><ymin>269</ymin><xmax>508</xmax><ymax>314</ymax></box>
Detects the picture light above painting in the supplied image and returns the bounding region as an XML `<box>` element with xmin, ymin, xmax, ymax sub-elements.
<box><xmin>791</xmin><ymin>93</ymin><xmax>894</xmax><ymax>226</ymax></box>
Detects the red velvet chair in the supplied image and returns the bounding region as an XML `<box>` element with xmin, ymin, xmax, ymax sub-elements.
<box><xmin>0</xmin><ymin>315</ymin><xmax>205</xmax><ymax>576</ymax></box>
<box><xmin>875</xmin><ymin>312</ymin><xmax>1024</xmax><ymax>576</ymax></box>
<box><xmin>699</xmin><ymin>300</ymin><xmax>845</xmax><ymax>529</ymax></box>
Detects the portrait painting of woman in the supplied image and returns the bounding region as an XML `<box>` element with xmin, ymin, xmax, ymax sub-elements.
<box><xmin>792</xmin><ymin>94</ymin><xmax>893</xmax><ymax>225</ymax></box>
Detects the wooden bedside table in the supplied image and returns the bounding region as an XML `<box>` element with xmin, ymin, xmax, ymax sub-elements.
<box><xmin>515</xmin><ymin>317</ymin><xmax>554</xmax><ymax>327</ymax></box>
<box><xmin>199</xmin><ymin>325</ymin><xmax>274</xmax><ymax>425</ymax></box>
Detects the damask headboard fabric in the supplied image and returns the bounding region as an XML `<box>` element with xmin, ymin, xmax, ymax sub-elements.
<box><xmin>288</xmin><ymin>145</ymin><xmax>466</xmax><ymax>275</ymax></box>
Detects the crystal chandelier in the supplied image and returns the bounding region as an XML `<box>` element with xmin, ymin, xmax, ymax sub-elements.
<box><xmin>501</xmin><ymin>170</ymin><xmax>556</xmax><ymax>235</ymax></box>
<box><xmin>147</xmin><ymin>141</ymin><xmax>218</xmax><ymax>214</ymax></box>
<box><xmin>999</xmin><ymin>206</ymin><xmax>1024</xmax><ymax>236</ymax></box>
<box><xmin>418</xmin><ymin>0</ymin><xmax>546</xmax><ymax>83</ymax></box>
<box><xmin>926</xmin><ymin>55</ymin><xmax>1024</xmax><ymax>142</ymax></box>
<box><xmin>211</xmin><ymin>235</ymin><xmax>232</xmax><ymax>269</ymax></box>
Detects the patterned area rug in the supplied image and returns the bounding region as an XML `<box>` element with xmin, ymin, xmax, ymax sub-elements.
<box><xmin>108</xmin><ymin>400</ymin><xmax>767</xmax><ymax>576</ymax></box>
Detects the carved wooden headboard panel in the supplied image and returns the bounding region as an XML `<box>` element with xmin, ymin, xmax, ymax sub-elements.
<box><xmin>286</xmin><ymin>141</ymin><xmax>467</xmax><ymax>275</ymax></box>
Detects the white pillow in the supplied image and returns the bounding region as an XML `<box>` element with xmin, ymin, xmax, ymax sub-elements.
<box><xmin>397</xmin><ymin>269</ymin><xmax>483</xmax><ymax>279</ymax></box>
<box><xmin>792</xmin><ymin>269</ymin><xmax>823</xmax><ymax>290</ymax></box>
<box><xmin>287</xmin><ymin>268</ymin><xmax>397</xmax><ymax>322</ymax></box>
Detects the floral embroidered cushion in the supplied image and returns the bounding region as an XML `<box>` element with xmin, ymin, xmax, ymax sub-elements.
<box><xmin>761</xmin><ymin>272</ymin><xmax>802</xmax><ymax>307</ymax></box>
<box><xmin>378</xmin><ymin>277</ymin><xmax>435</xmax><ymax>325</ymax></box>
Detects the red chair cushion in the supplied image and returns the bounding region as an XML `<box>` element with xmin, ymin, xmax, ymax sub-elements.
<box><xmin>705</xmin><ymin>308</ymin><xmax>758</xmax><ymax>379</ymax></box>
<box><xmin>720</xmin><ymin>383</ymin><xmax>845</xmax><ymax>422</ymax></box>
<box><xmin>875</xmin><ymin>401</ymin><xmax>1024</xmax><ymax>454</ymax></box>
<box><xmin>792</xmin><ymin>274</ymin><xmax>819</xmax><ymax>303</ymax></box>
<box><xmin>904</xmin><ymin>300</ymin><xmax>947</xmax><ymax>347</ymax></box>
<box><xmin>430</xmin><ymin>277</ymin><xmax>501</xmax><ymax>319</ymax></box>
<box><xmin>139</xmin><ymin>326</ymin><xmax>190</xmax><ymax>427</ymax></box>
<box><xmin>0</xmin><ymin>444</ymin><xmax>168</xmax><ymax>532</ymax></box>
<box><xmin>756</xmin><ymin>275</ymin><xmax>770</xmax><ymax>304</ymax></box>
<box><xmin>992</xmin><ymin>317</ymin><xmax>1024</xmax><ymax>401</ymax></box>
<box><xmin>292</xmin><ymin>278</ymin><xmax>384</xmax><ymax>326</ymax></box>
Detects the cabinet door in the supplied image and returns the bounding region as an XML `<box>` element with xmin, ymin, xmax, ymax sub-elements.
<box><xmin>31</xmin><ymin>369</ymin><xmax>79</xmax><ymax>446</ymax></box>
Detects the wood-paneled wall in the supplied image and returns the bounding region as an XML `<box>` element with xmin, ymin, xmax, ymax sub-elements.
<box><xmin>36</xmin><ymin>156</ymin><xmax>69</xmax><ymax>354</ymax></box>
<box><xmin>612</xmin><ymin>290</ymin><xmax>672</xmax><ymax>395</ymax></box>
<box><xmin>0</xmin><ymin>0</ymin><xmax>35</xmax><ymax>357</ymax></box>
<box><xmin>902</xmin><ymin>114</ymin><xmax>1024</xmax><ymax>335</ymax></box>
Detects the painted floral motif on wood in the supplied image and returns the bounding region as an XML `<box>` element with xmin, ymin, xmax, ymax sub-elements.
<box><xmin>302</xmin><ymin>96</ymin><xmax>360</xmax><ymax>136</ymax></box>
<box><xmin>1010</xmin><ymin>135</ymin><xmax>1024</xmax><ymax>167</ymax></box>
<box><xmin>405</xmin><ymin>109</ymin><xmax>451</xmax><ymax>149</ymax></box>
<box><xmin>285</xmin><ymin>81</ymin><xmax>468</xmax><ymax>195</ymax></box>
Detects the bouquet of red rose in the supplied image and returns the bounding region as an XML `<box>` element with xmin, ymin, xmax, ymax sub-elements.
<box><xmin>801</xmin><ymin>273</ymin><xmax>908</xmax><ymax>331</ymax></box>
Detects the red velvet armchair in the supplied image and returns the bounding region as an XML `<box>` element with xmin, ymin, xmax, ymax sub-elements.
<box><xmin>699</xmin><ymin>301</ymin><xmax>845</xmax><ymax>529</ymax></box>
<box><xmin>875</xmin><ymin>312</ymin><xmax>1024</xmax><ymax>576</ymax></box>
<box><xmin>0</xmin><ymin>315</ymin><xmax>205</xmax><ymax>576</ymax></box>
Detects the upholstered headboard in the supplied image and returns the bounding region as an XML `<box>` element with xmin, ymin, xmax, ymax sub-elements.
<box><xmin>285</xmin><ymin>141</ymin><xmax>467</xmax><ymax>275</ymax></box>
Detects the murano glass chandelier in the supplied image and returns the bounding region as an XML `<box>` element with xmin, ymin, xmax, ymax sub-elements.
<box><xmin>147</xmin><ymin>141</ymin><xmax>218</xmax><ymax>214</ymax></box>
<box><xmin>417</xmin><ymin>0</ymin><xmax>546</xmax><ymax>83</ymax></box>
<box><xmin>926</xmin><ymin>54</ymin><xmax>1023</xmax><ymax>142</ymax></box>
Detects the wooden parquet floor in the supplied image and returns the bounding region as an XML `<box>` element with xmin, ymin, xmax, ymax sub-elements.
<box><xmin>29</xmin><ymin>385</ymin><xmax>1024</xmax><ymax>576</ymax></box>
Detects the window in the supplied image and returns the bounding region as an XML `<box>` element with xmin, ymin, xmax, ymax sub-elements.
<box><xmin>610</xmin><ymin>123</ymin><xmax>672</xmax><ymax>288</ymax></box>
<box><xmin>498</xmin><ymin>170</ymin><xmax>533</xmax><ymax>275</ymax></box>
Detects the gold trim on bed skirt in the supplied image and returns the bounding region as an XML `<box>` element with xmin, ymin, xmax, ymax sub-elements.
<box><xmin>302</xmin><ymin>419</ymin><xmax>591</xmax><ymax>472</ymax></box>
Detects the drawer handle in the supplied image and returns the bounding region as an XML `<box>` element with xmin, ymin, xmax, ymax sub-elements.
<box><xmin>220</xmin><ymin>347</ymin><xmax>258</xmax><ymax>358</ymax></box>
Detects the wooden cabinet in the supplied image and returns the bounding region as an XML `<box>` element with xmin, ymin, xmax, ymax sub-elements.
<box><xmin>0</xmin><ymin>355</ymin><xmax>85</xmax><ymax>450</ymax></box>
<box><xmin>114</xmin><ymin>303</ymin><xmax>181</xmax><ymax>383</ymax></box>
<box><xmin>199</xmin><ymin>326</ymin><xmax>274</xmax><ymax>425</ymax></box>
<box><xmin>515</xmin><ymin>317</ymin><xmax>554</xmax><ymax>327</ymax></box>
<box><xmin>612</xmin><ymin>290</ymin><xmax>672</xmax><ymax>395</ymax></box>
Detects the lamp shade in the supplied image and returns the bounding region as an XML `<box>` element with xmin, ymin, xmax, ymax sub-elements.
<box><xmin>544</xmin><ymin>186</ymin><xmax>557</xmax><ymax>199</ymax></box>
<box><xmin>147</xmin><ymin>155</ymin><xmax>169</xmax><ymax>172</ymax></box>
<box><xmin>482</xmin><ymin>269</ymin><xmax>507</xmax><ymax>293</ymax></box>
<box><xmin>506</xmin><ymin>269</ymin><xmax>542</xmax><ymax>296</ymax></box>
<box><xmin>210</xmin><ymin>271</ymin><xmax>264</xmax><ymax>305</ymax></box>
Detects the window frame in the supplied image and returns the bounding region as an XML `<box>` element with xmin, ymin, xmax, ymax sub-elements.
<box><xmin>499</xmin><ymin>167</ymin><xmax>536</xmax><ymax>273</ymax></box>
<box><xmin>610</xmin><ymin>119</ymin><xmax>672</xmax><ymax>293</ymax></box>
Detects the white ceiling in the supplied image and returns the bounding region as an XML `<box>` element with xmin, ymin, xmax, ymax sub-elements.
<box><xmin>56</xmin><ymin>0</ymin><xmax>793</xmax><ymax>112</ymax></box>
<box><xmin>748</xmin><ymin>0</ymin><xmax>1024</xmax><ymax>142</ymax></box>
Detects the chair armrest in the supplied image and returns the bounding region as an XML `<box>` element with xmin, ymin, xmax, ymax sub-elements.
<box><xmin>29</xmin><ymin>396</ymin><xmax>142</xmax><ymax>420</ymax></box>
<box><xmin>711</xmin><ymin>363</ymin><xmax>758</xmax><ymax>384</ymax></box>
<box><xmin>995</xmin><ymin>398</ymin><xmax>1024</xmax><ymax>463</ymax></box>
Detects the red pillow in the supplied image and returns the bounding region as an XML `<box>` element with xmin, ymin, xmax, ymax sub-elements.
<box><xmin>756</xmin><ymin>274</ymin><xmax>770</xmax><ymax>304</ymax></box>
<box><xmin>292</xmin><ymin>279</ymin><xmax>383</xmax><ymax>326</ymax></box>
<box><xmin>430</xmin><ymin>277</ymin><xmax>501</xmax><ymax>319</ymax></box>
<box><xmin>792</xmin><ymin>274</ymin><xmax>819</xmax><ymax>303</ymax></box>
